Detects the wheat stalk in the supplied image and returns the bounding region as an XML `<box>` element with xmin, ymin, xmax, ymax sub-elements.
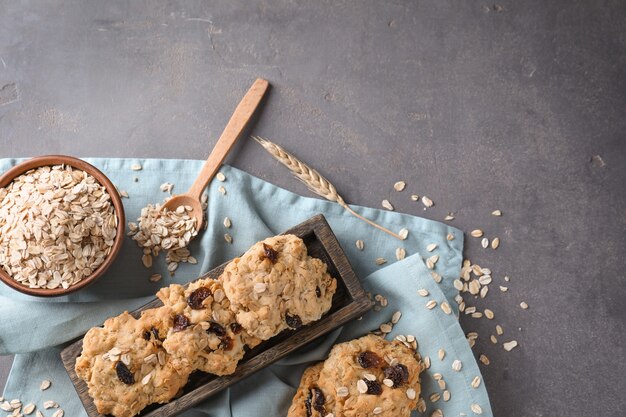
<box><xmin>252</xmin><ymin>136</ymin><xmax>403</xmax><ymax>240</ymax></box>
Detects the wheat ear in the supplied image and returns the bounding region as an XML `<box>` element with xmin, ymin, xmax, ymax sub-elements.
<box><xmin>252</xmin><ymin>136</ymin><xmax>403</xmax><ymax>240</ymax></box>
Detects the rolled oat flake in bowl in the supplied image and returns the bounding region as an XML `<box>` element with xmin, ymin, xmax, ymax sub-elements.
<box><xmin>0</xmin><ymin>165</ymin><xmax>117</xmax><ymax>290</ymax></box>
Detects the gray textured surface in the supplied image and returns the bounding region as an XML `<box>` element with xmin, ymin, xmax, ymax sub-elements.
<box><xmin>1</xmin><ymin>0</ymin><xmax>625</xmax><ymax>415</ymax></box>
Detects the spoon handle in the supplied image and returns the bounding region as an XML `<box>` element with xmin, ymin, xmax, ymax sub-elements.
<box><xmin>188</xmin><ymin>78</ymin><xmax>269</xmax><ymax>200</ymax></box>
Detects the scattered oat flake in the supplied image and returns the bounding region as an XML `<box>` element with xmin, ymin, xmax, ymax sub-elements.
<box><xmin>520</xmin><ymin>301</ymin><xmax>529</xmax><ymax>309</ymax></box>
<box><xmin>440</xmin><ymin>302</ymin><xmax>452</xmax><ymax>315</ymax></box>
<box><xmin>131</xmin><ymin>163</ymin><xmax>142</xmax><ymax>171</ymax></box>
<box><xmin>43</xmin><ymin>401</ymin><xmax>58</xmax><ymax>409</ymax></box>
<box><xmin>471</xmin><ymin>229</ymin><xmax>484</xmax><ymax>238</ymax></box>
<box><xmin>223</xmin><ymin>217</ymin><xmax>232</xmax><ymax>228</ymax></box>
<box><xmin>484</xmin><ymin>309</ymin><xmax>494</xmax><ymax>319</ymax></box>
<box><xmin>160</xmin><ymin>182</ymin><xmax>174</xmax><ymax>193</ymax></box>
<box><xmin>496</xmin><ymin>325</ymin><xmax>504</xmax><ymax>335</ymax></box>
<box><xmin>491</xmin><ymin>237</ymin><xmax>500</xmax><ymax>249</ymax></box>
<box><xmin>380</xmin><ymin>323</ymin><xmax>392</xmax><ymax>333</ymax></box>
<box><xmin>479</xmin><ymin>354</ymin><xmax>490</xmax><ymax>365</ymax></box>
<box><xmin>452</xmin><ymin>359</ymin><xmax>463</xmax><ymax>371</ymax></box>
<box><xmin>391</xmin><ymin>311</ymin><xmax>402</xmax><ymax>324</ymax></box>
<box><xmin>430</xmin><ymin>392</ymin><xmax>441</xmax><ymax>402</ymax></box>
<box><xmin>218</xmin><ymin>185</ymin><xmax>226</xmax><ymax>195</ymax></box>
<box><xmin>40</xmin><ymin>379</ymin><xmax>51</xmax><ymax>390</ymax></box>
<box><xmin>500</xmin><ymin>286</ymin><xmax>508</xmax><ymax>292</ymax></box>
<box><xmin>421</xmin><ymin>196</ymin><xmax>434</xmax><ymax>207</ymax></box>
<box><xmin>23</xmin><ymin>403</ymin><xmax>35</xmax><ymax>415</ymax></box>
<box><xmin>375</xmin><ymin>257</ymin><xmax>387</xmax><ymax>265</ymax></box>
<box><xmin>431</xmin><ymin>409</ymin><xmax>443</xmax><ymax>417</ymax></box>
<box><xmin>443</xmin><ymin>390</ymin><xmax>450</xmax><ymax>401</ymax></box>
<box><xmin>398</xmin><ymin>228</ymin><xmax>409</xmax><ymax>240</ymax></box>
<box><xmin>490</xmin><ymin>335</ymin><xmax>498</xmax><ymax>344</ymax></box>
<box><xmin>52</xmin><ymin>409</ymin><xmax>64</xmax><ymax>417</ymax></box>
<box><xmin>356</xmin><ymin>239</ymin><xmax>364</xmax><ymax>250</ymax></box>
<box><xmin>447</xmin><ymin>232</ymin><xmax>455</xmax><ymax>241</ymax></box>
<box><xmin>395</xmin><ymin>247</ymin><xmax>406</xmax><ymax>260</ymax></box>
<box><xmin>426</xmin><ymin>300</ymin><xmax>437</xmax><ymax>310</ymax></box>
<box><xmin>119</xmin><ymin>190</ymin><xmax>129</xmax><ymax>198</ymax></box>
<box><xmin>471</xmin><ymin>376</ymin><xmax>481</xmax><ymax>388</ymax></box>
<box><xmin>504</xmin><ymin>275</ymin><xmax>510</xmax><ymax>282</ymax></box>
<box><xmin>427</xmin><ymin>243</ymin><xmax>438</xmax><ymax>252</ymax></box>
<box><xmin>418</xmin><ymin>289</ymin><xmax>429</xmax><ymax>297</ymax></box>
<box><xmin>471</xmin><ymin>403</ymin><xmax>483</xmax><ymax>414</ymax></box>
<box><xmin>216</xmin><ymin>172</ymin><xmax>226</xmax><ymax>181</ymax></box>
<box><xmin>503</xmin><ymin>340</ymin><xmax>518</xmax><ymax>351</ymax></box>
<box><xmin>149</xmin><ymin>273</ymin><xmax>162</xmax><ymax>282</ymax></box>
<box><xmin>36</xmin><ymin>411</ymin><xmax>44</xmax><ymax>417</ymax></box>
<box><xmin>453</xmin><ymin>279</ymin><xmax>463</xmax><ymax>291</ymax></box>
<box><xmin>492</xmin><ymin>210</ymin><xmax>502</xmax><ymax>216</ymax></box>
<box><xmin>481</xmin><ymin>238</ymin><xmax>489</xmax><ymax>248</ymax></box>
<box><xmin>224</xmin><ymin>233</ymin><xmax>233</xmax><ymax>244</ymax></box>
<box><xmin>382</xmin><ymin>199</ymin><xmax>394</xmax><ymax>211</ymax></box>
<box><xmin>410</xmin><ymin>194</ymin><xmax>419</xmax><ymax>201</ymax></box>
<box><xmin>0</xmin><ymin>402</ymin><xmax>11</xmax><ymax>411</ymax></box>
<box><xmin>444</xmin><ymin>214</ymin><xmax>455</xmax><ymax>221</ymax></box>
<box><xmin>438</xmin><ymin>348</ymin><xmax>445</xmax><ymax>360</ymax></box>
<box><xmin>394</xmin><ymin>181</ymin><xmax>406</xmax><ymax>191</ymax></box>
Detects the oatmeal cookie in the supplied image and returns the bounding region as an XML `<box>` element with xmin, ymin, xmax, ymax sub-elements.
<box><xmin>221</xmin><ymin>234</ymin><xmax>337</xmax><ymax>340</ymax></box>
<box><xmin>157</xmin><ymin>278</ymin><xmax>260</xmax><ymax>376</ymax></box>
<box><xmin>75</xmin><ymin>309</ymin><xmax>189</xmax><ymax>417</ymax></box>
<box><xmin>288</xmin><ymin>335</ymin><xmax>423</xmax><ymax>417</ymax></box>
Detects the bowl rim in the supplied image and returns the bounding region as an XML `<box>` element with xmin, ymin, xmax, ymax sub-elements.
<box><xmin>0</xmin><ymin>155</ymin><xmax>126</xmax><ymax>297</ymax></box>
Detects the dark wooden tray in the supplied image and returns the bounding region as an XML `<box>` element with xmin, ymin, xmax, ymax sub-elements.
<box><xmin>61</xmin><ymin>214</ymin><xmax>373</xmax><ymax>417</ymax></box>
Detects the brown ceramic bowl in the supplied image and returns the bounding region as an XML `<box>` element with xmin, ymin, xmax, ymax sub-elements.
<box><xmin>0</xmin><ymin>155</ymin><xmax>126</xmax><ymax>297</ymax></box>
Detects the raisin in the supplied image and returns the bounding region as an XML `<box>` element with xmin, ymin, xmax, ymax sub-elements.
<box><xmin>262</xmin><ymin>243</ymin><xmax>278</xmax><ymax>263</ymax></box>
<box><xmin>151</xmin><ymin>327</ymin><xmax>161</xmax><ymax>341</ymax></box>
<box><xmin>384</xmin><ymin>364</ymin><xmax>409</xmax><ymax>387</ymax></box>
<box><xmin>311</xmin><ymin>387</ymin><xmax>325</xmax><ymax>413</ymax></box>
<box><xmin>143</xmin><ymin>330</ymin><xmax>151</xmax><ymax>340</ymax></box>
<box><xmin>285</xmin><ymin>313</ymin><xmax>302</xmax><ymax>329</ymax></box>
<box><xmin>230</xmin><ymin>322</ymin><xmax>243</xmax><ymax>334</ymax></box>
<box><xmin>220</xmin><ymin>336</ymin><xmax>234</xmax><ymax>351</ymax></box>
<box><xmin>187</xmin><ymin>286</ymin><xmax>212</xmax><ymax>309</ymax></box>
<box><xmin>172</xmin><ymin>314</ymin><xmax>190</xmax><ymax>332</ymax></box>
<box><xmin>364</xmin><ymin>379</ymin><xmax>383</xmax><ymax>395</ymax></box>
<box><xmin>115</xmin><ymin>361</ymin><xmax>134</xmax><ymax>385</ymax></box>
<box><xmin>357</xmin><ymin>351</ymin><xmax>383</xmax><ymax>368</ymax></box>
<box><xmin>315</xmin><ymin>286</ymin><xmax>321</xmax><ymax>297</ymax></box>
<box><xmin>304</xmin><ymin>392</ymin><xmax>312</xmax><ymax>417</ymax></box>
<box><xmin>206</xmin><ymin>322</ymin><xmax>226</xmax><ymax>337</ymax></box>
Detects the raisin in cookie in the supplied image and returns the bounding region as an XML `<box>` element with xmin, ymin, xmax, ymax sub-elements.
<box><xmin>288</xmin><ymin>335</ymin><xmax>423</xmax><ymax>417</ymax></box>
<box><xmin>221</xmin><ymin>234</ymin><xmax>337</xmax><ymax>340</ymax></box>
<box><xmin>75</xmin><ymin>309</ymin><xmax>189</xmax><ymax>417</ymax></box>
<box><xmin>157</xmin><ymin>278</ymin><xmax>260</xmax><ymax>376</ymax></box>
<box><xmin>287</xmin><ymin>363</ymin><xmax>334</xmax><ymax>417</ymax></box>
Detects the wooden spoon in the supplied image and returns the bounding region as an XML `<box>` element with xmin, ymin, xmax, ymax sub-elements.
<box><xmin>162</xmin><ymin>78</ymin><xmax>269</xmax><ymax>230</ymax></box>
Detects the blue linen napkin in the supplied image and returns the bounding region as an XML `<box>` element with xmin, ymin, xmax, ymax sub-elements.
<box><xmin>0</xmin><ymin>158</ymin><xmax>492</xmax><ymax>417</ymax></box>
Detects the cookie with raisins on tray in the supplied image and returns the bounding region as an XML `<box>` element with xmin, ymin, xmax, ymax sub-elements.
<box><xmin>221</xmin><ymin>234</ymin><xmax>337</xmax><ymax>340</ymax></box>
<box><xmin>75</xmin><ymin>309</ymin><xmax>189</xmax><ymax>417</ymax></box>
<box><xmin>157</xmin><ymin>277</ymin><xmax>260</xmax><ymax>376</ymax></box>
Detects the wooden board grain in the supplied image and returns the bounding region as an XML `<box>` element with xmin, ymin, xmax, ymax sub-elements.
<box><xmin>61</xmin><ymin>214</ymin><xmax>373</xmax><ymax>417</ymax></box>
